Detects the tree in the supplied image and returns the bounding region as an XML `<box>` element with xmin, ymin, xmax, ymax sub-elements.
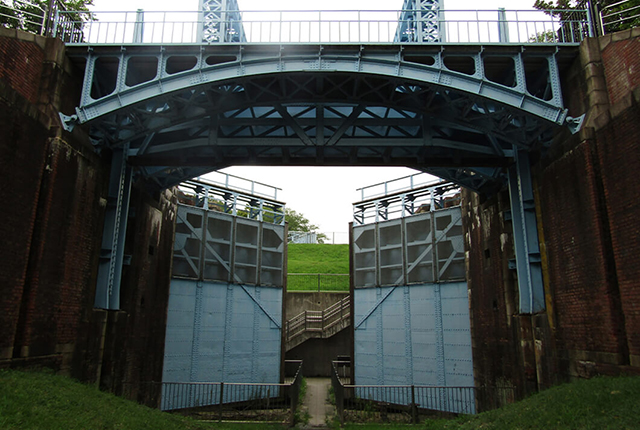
<box><xmin>533</xmin><ymin>0</ymin><xmax>640</xmax><ymax>34</ymax></box>
<box><xmin>0</xmin><ymin>0</ymin><xmax>93</xmax><ymax>36</ymax></box>
<box><xmin>285</xmin><ymin>208</ymin><xmax>328</xmax><ymax>244</ymax></box>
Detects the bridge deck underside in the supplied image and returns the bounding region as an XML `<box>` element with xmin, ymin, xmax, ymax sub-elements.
<box><xmin>66</xmin><ymin>44</ymin><xmax>578</xmax><ymax>192</ymax></box>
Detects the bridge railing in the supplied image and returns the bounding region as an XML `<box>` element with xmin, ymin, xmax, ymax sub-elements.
<box><xmin>53</xmin><ymin>8</ymin><xmax>591</xmax><ymax>45</ymax></box>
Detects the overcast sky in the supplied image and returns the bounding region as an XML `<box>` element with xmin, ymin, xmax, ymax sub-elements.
<box><xmin>90</xmin><ymin>0</ymin><xmax>537</xmax><ymax>236</ymax></box>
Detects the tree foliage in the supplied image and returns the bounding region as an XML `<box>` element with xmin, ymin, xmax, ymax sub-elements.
<box><xmin>285</xmin><ymin>208</ymin><xmax>320</xmax><ymax>233</ymax></box>
<box><xmin>533</xmin><ymin>0</ymin><xmax>640</xmax><ymax>33</ymax></box>
<box><xmin>0</xmin><ymin>0</ymin><xmax>93</xmax><ymax>35</ymax></box>
<box><xmin>285</xmin><ymin>208</ymin><xmax>328</xmax><ymax>244</ymax></box>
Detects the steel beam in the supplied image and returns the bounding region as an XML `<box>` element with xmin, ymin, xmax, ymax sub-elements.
<box><xmin>507</xmin><ymin>149</ymin><xmax>544</xmax><ymax>314</ymax></box>
<box><xmin>95</xmin><ymin>146</ymin><xmax>133</xmax><ymax>310</ymax></box>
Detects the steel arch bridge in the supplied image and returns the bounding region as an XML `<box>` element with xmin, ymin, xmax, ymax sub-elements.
<box><xmin>55</xmin><ymin>0</ymin><xmax>592</xmax><ymax>316</ymax></box>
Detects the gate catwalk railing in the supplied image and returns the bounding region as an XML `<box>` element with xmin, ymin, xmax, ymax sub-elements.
<box><xmin>285</xmin><ymin>296</ymin><xmax>350</xmax><ymax>351</ymax></box>
<box><xmin>176</xmin><ymin>175</ymin><xmax>285</xmax><ymax>225</ymax></box>
<box><xmin>331</xmin><ymin>362</ymin><xmax>516</xmax><ymax>425</ymax></box>
<box><xmin>52</xmin><ymin>8</ymin><xmax>592</xmax><ymax>45</ymax></box>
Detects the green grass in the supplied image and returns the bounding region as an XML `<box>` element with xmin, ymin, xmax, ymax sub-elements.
<box><xmin>2</xmin><ymin>370</ymin><xmax>640</xmax><ymax>430</ymax></box>
<box><xmin>287</xmin><ymin>243</ymin><xmax>350</xmax><ymax>291</ymax></box>
<box><xmin>338</xmin><ymin>375</ymin><xmax>640</xmax><ymax>430</ymax></box>
<box><xmin>0</xmin><ymin>369</ymin><xmax>282</xmax><ymax>430</ymax></box>
<box><xmin>288</xmin><ymin>243</ymin><xmax>349</xmax><ymax>273</ymax></box>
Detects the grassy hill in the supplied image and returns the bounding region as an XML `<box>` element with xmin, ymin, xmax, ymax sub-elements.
<box><xmin>2</xmin><ymin>369</ymin><xmax>639</xmax><ymax>430</ymax></box>
<box><xmin>0</xmin><ymin>369</ymin><xmax>281</xmax><ymax>430</ymax></box>
<box><xmin>287</xmin><ymin>243</ymin><xmax>350</xmax><ymax>291</ymax></box>
<box><xmin>287</xmin><ymin>243</ymin><xmax>349</xmax><ymax>274</ymax></box>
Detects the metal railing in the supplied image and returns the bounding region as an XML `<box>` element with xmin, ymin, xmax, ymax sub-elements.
<box><xmin>331</xmin><ymin>362</ymin><xmax>516</xmax><ymax>425</ymax></box>
<box><xmin>599</xmin><ymin>0</ymin><xmax>640</xmax><ymax>34</ymax></box>
<box><xmin>0</xmin><ymin>0</ymin><xmax>46</xmax><ymax>33</ymax></box>
<box><xmin>353</xmin><ymin>177</ymin><xmax>461</xmax><ymax>226</ymax></box>
<box><xmin>287</xmin><ymin>273</ymin><xmax>350</xmax><ymax>292</ymax></box>
<box><xmin>161</xmin><ymin>360</ymin><xmax>303</xmax><ymax>425</ymax></box>
<box><xmin>177</xmin><ymin>176</ymin><xmax>285</xmax><ymax>225</ymax></box>
<box><xmin>53</xmin><ymin>8</ymin><xmax>592</xmax><ymax>45</ymax></box>
<box><xmin>286</xmin><ymin>296</ymin><xmax>350</xmax><ymax>351</ymax></box>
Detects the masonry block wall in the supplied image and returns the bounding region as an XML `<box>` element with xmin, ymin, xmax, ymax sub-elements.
<box><xmin>0</xmin><ymin>29</ymin><xmax>177</xmax><ymax>405</ymax></box>
<box><xmin>464</xmin><ymin>29</ymin><xmax>640</xmax><ymax>394</ymax></box>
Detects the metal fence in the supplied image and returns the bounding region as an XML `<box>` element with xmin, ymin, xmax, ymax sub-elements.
<box><xmin>599</xmin><ymin>0</ymin><xmax>640</xmax><ymax>34</ymax></box>
<box><xmin>287</xmin><ymin>273</ymin><xmax>349</xmax><ymax>291</ymax></box>
<box><xmin>161</xmin><ymin>360</ymin><xmax>303</xmax><ymax>425</ymax></box>
<box><xmin>331</xmin><ymin>362</ymin><xmax>516</xmax><ymax>425</ymax></box>
<box><xmin>53</xmin><ymin>8</ymin><xmax>592</xmax><ymax>45</ymax></box>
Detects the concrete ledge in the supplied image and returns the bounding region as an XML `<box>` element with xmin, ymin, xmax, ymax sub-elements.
<box><xmin>0</xmin><ymin>347</ymin><xmax>13</xmax><ymax>360</ymax></box>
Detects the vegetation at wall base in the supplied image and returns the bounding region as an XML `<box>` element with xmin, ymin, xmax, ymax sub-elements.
<box><xmin>337</xmin><ymin>375</ymin><xmax>640</xmax><ymax>430</ymax></box>
<box><xmin>0</xmin><ymin>369</ymin><xmax>282</xmax><ymax>430</ymax></box>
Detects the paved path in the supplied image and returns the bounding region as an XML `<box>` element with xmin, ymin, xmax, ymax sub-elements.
<box><xmin>304</xmin><ymin>377</ymin><xmax>333</xmax><ymax>428</ymax></box>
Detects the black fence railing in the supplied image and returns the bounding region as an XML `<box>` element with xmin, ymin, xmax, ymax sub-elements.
<box><xmin>161</xmin><ymin>360</ymin><xmax>303</xmax><ymax>425</ymax></box>
<box><xmin>287</xmin><ymin>273</ymin><xmax>349</xmax><ymax>291</ymax></box>
<box><xmin>331</xmin><ymin>361</ymin><xmax>516</xmax><ymax>425</ymax></box>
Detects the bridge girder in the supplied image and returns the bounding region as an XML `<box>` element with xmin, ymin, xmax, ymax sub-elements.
<box><xmin>64</xmin><ymin>43</ymin><xmax>580</xmax><ymax>193</ymax></box>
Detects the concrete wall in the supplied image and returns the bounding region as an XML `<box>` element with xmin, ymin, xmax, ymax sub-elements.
<box><xmin>0</xmin><ymin>29</ymin><xmax>177</xmax><ymax>407</ymax></box>
<box><xmin>286</xmin><ymin>329</ymin><xmax>352</xmax><ymax>377</ymax></box>
<box><xmin>284</xmin><ymin>291</ymin><xmax>351</xmax><ymax>376</ymax></box>
<box><xmin>464</xmin><ymin>29</ymin><xmax>640</xmax><ymax>397</ymax></box>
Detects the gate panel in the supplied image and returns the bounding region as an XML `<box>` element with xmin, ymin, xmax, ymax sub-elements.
<box><xmin>163</xmin><ymin>205</ymin><xmax>284</xmax><ymax>408</ymax></box>
<box><xmin>352</xmin><ymin>205</ymin><xmax>474</xmax><ymax>414</ymax></box>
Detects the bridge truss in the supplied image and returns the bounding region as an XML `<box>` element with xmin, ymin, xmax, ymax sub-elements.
<box><xmin>57</xmin><ymin>6</ymin><xmax>591</xmax><ymax>316</ymax></box>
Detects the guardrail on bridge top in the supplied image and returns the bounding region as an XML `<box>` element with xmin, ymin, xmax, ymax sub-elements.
<box><xmin>52</xmin><ymin>8</ymin><xmax>593</xmax><ymax>45</ymax></box>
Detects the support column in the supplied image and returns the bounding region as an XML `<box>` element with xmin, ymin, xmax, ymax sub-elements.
<box><xmin>508</xmin><ymin>149</ymin><xmax>544</xmax><ymax>314</ymax></box>
<box><xmin>95</xmin><ymin>146</ymin><xmax>133</xmax><ymax>310</ymax></box>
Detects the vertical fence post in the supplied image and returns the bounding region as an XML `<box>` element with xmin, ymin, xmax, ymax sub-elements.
<box><xmin>317</xmin><ymin>273</ymin><xmax>321</xmax><ymax>292</ymax></box>
<box><xmin>411</xmin><ymin>385</ymin><xmax>418</xmax><ymax>424</ymax></box>
<box><xmin>218</xmin><ymin>382</ymin><xmax>224</xmax><ymax>422</ymax></box>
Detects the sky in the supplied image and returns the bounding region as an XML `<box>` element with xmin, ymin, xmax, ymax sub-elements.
<box><xmin>89</xmin><ymin>0</ymin><xmax>539</xmax><ymax>237</ymax></box>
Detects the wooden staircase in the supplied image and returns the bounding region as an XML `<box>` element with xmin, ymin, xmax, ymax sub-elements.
<box><xmin>285</xmin><ymin>296</ymin><xmax>350</xmax><ymax>351</ymax></box>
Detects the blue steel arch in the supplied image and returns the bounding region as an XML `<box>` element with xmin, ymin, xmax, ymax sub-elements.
<box><xmin>73</xmin><ymin>44</ymin><xmax>571</xmax><ymax>127</ymax></box>
<box><xmin>65</xmin><ymin>43</ymin><xmax>582</xmax><ymax>193</ymax></box>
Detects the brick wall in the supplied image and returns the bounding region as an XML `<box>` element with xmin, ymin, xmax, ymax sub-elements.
<box><xmin>462</xmin><ymin>189</ymin><xmax>538</xmax><ymax>399</ymax></box>
<box><xmin>600</xmin><ymin>33</ymin><xmax>640</xmax><ymax>106</ymax></box>
<box><xmin>594</xmin><ymin>103</ymin><xmax>640</xmax><ymax>367</ymax></box>
<box><xmin>0</xmin><ymin>30</ymin><xmax>45</xmax><ymax>105</ymax></box>
<box><xmin>538</xmin><ymin>134</ymin><xmax>629</xmax><ymax>375</ymax></box>
<box><xmin>464</xmin><ymin>30</ymin><xmax>640</xmax><ymax>392</ymax></box>
<box><xmin>0</xmin><ymin>82</ymin><xmax>49</xmax><ymax>361</ymax></box>
<box><xmin>99</xmin><ymin>188</ymin><xmax>177</xmax><ymax>406</ymax></box>
<box><xmin>0</xmin><ymin>30</ymin><xmax>177</xmax><ymax>405</ymax></box>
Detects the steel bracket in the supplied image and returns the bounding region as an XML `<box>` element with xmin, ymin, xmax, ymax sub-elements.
<box><xmin>565</xmin><ymin>113</ymin><xmax>586</xmax><ymax>134</ymax></box>
<box><xmin>58</xmin><ymin>112</ymin><xmax>78</xmax><ymax>132</ymax></box>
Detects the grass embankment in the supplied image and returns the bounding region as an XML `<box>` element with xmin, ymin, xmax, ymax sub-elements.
<box><xmin>341</xmin><ymin>375</ymin><xmax>640</xmax><ymax>430</ymax></box>
<box><xmin>287</xmin><ymin>243</ymin><xmax>349</xmax><ymax>291</ymax></box>
<box><xmin>0</xmin><ymin>369</ymin><xmax>281</xmax><ymax>430</ymax></box>
<box><xmin>3</xmin><ymin>369</ymin><xmax>639</xmax><ymax>430</ymax></box>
